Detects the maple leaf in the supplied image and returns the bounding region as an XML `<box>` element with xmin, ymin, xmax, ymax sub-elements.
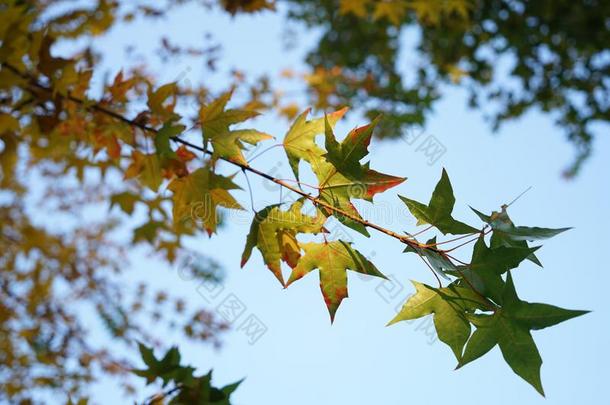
<box><xmin>339</xmin><ymin>0</ymin><xmax>369</xmax><ymax>17</ymax></box>
<box><xmin>286</xmin><ymin>241</ymin><xmax>387</xmax><ymax>322</ymax></box>
<box><xmin>124</xmin><ymin>150</ymin><xmax>163</xmax><ymax>191</ymax></box>
<box><xmin>455</xmin><ymin>236</ymin><xmax>539</xmax><ymax>303</ymax></box>
<box><xmin>311</xmin><ymin>117</ymin><xmax>405</xmax><ymax>235</ymax></box>
<box><xmin>399</xmin><ymin>168</ymin><xmax>477</xmax><ymax>234</ymax></box>
<box><xmin>168</xmin><ymin>167</ymin><xmax>243</xmax><ymax>235</ymax></box>
<box><xmin>133</xmin><ymin>343</ymin><xmax>192</xmax><ymax>386</ymax></box>
<box><xmin>109</xmin><ymin>191</ymin><xmax>140</xmax><ymax>215</ymax></box>
<box><xmin>152</xmin><ymin>120</ymin><xmax>192</xmax><ymax>178</ymax></box>
<box><xmin>107</xmin><ymin>70</ymin><xmax>137</xmax><ymax>104</ymax></box>
<box><xmin>241</xmin><ymin>199</ymin><xmax>327</xmax><ymax>286</ymax></box>
<box><xmin>147</xmin><ymin>83</ymin><xmax>178</xmax><ymax>121</ymax></box>
<box><xmin>154</xmin><ymin>120</ymin><xmax>185</xmax><ymax>160</ymax></box>
<box><xmin>471</xmin><ymin>205</ymin><xmax>570</xmax><ymax>267</ymax></box>
<box><xmin>471</xmin><ymin>206</ymin><xmax>571</xmax><ymax>241</ymax></box>
<box><xmin>388</xmin><ymin>281</ymin><xmax>486</xmax><ymax>360</ymax></box>
<box><xmin>199</xmin><ymin>91</ymin><xmax>272</xmax><ymax>165</ymax></box>
<box><xmin>408</xmin><ymin>0</ymin><xmax>472</xmax><ymax>26</ymax></box>
<box><xmin>372</xmin><ymin>1</ymin><xmax>406</xmax><ymax>26</ymax></box>
<box><xmin>132</xmin><ymin>221</ymin><xmax>166</xmax><ymax>244</ymax></box>
<box><xmin>457</xmin><ymin>273</ymin><xmax>588</xmax><ymax>395</ymax></box>
<box><xmin>282</xmin><ymin>107</ymin><xmax>348</xmax><ymax>180</ymax></box>
<box><xmin>133</xmin><ymin>344</ymin><xmax>242</xmax><ymax>403</ymax></box>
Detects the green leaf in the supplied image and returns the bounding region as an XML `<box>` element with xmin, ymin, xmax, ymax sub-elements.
<box><xmin>458</xmin><ymin>315</ymin><xmax>498</xmax><ymax>367</ymax></box>
<box><xmin>470</xmin><ymin>236</ymin><xmax>539</xmax><ymax>274</ymax></box>
<box><xmin>132</xmin><ymin>220</ymin><xmax>165</xmax><ymax>244</ymax></box>
<box><xmin>282</xmin><ymin>107</ymin><xmax>348</xmax><ymax>180</ymax></box>
<box><xmin>155</xmin><ymin>120</ymin><xmax>185</xmax><ymax>159</ymax></box>
<box><xmin>458</xmin><ymin>310</ymin><xmax>544</xmax><ymax>395</ymax></box>
<box><xmin>323</xmin><ymin>115</ymin><xmax>379</xmax><ymax>175</ymax></box>
<box><xmin>109</xmin><ymin>191</ymin><xmax>139</xmax><ymax>215</ymax></box>
<box><xmin>510</xmin><ymin>303</ymin><xmax>590</xmax><ymax>330</ymax></box>
<box><xmin>132</xmin><ymin>344</ymin><xmax>241</xmax><ymax>403</ymax></box>
<box><xmin>133</xmin><ymin>344</ymin><xmax>194</xmax><ymax>387</ymax></box>
<box><xmin>472</xmin><ymin>206</ymin><xmax>571</xmax><ymax>241</ymax></box>
<box><xmin>168</xmin><ymin>167</ymin><xmax>243</xmax><ymax>235</ymax></box>
<box><xmin>490</xmin><ymin>231</ymin><xmax>542</xmax><ymax>266</ymax></box>
<box><xmin>241</xmin><ymin>199</ymin><xmax>327</xmax><ymax>286</ymax></box>
<box><xmin>147</xmin><ymin>82</ymin><xmax>178</xmax><ymax>119</ymax></box>
<box><xmin>286</xmin><ymin>241</ymin><xmax>386</xmax><ymax>322</ymax></box>
<box><xmin>501</xmin><ymin>272</ymin><xmax>589</xmax><ymax>330</ymax></box>
<box><xmin>458</xmin><ymin>236</ymin><xmax>538</xmax><ymax>303</ymax></box>
<box><xmin>497</xmin><ymin>313</ymin><xmax>545</xmax><ymax>396</ymax></box>
<box><xmin>388</xmin><ymin>281</ymin><xmax>485</xmax><ymax>360</ymax></box>
<box><xmin>221</xmin><ymin>378</ymin><xmax>244</xmax><ymax>396</ymax></box>
<box><xmin>312</xmin><ymin>117</ymin><xmax>405</xmax><ymax>236</ymax></box>
<box><xmin>199</xmin><ymin>91</ymin><xmax>272</xmax><ymax>165</ymax></box>
<box><xmin>472</xmin><ymin>206</ymin><xmax>543</xmax><ymax>266</ymax></box>
<box><xmin>458</xmin><ymin>273</ymin><xmax>588</xmax><ymax>395</ymax></box>
<box><xmin>399</xmin><ymin>169</ymin><xmax>477</xmax><ymax>234</ymax></box>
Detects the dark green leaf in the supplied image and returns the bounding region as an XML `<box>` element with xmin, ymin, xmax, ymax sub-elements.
<box><xmin>400</xmin><ymin>169</ymin><xmax>477</xmax><ymax>234</ymax></box>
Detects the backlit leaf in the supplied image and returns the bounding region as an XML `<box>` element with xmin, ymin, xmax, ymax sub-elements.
<box><xmin>169</xmin><ymin>167</ymin><xmax>243</xmax><ymax>235</ymax></box>
<box><xmin>199</xmin><ymin>91</ymin><xmax>272</xmax><ymax>165</ymax></box>
<box><xmin>312</xmin><ymin>117</ymin><xmax>405</xmax><ymax>235</ymax></box>
<box><xmin>286</xmin><ymin>241</ymin><xmax>386</xmax><ymax>322</ymax></box>
<box><xmin>389</xmin><ymin>281</ymin><xmax>485</xmax><ymax>359</ymax></box>
<box><xmin>458</xmin><ymin>273</ymin><xmax>587</xmax><ymax>395</ymax></box>
<box><xmin>472</xmin><ymin>206</ymin><xmax>571</xmax><ymax>241</ymax></box>
<box><xmin>282</xmin><ymin>107</ymin><xmax>348</xmax><ymax>180</ymax></box>
<box><xmin>400</xmin><ymin>169</ymin><xmax>477</xmax><ymax>234</ymax></box>
<box><xmin>241</xmin><ymin>199</ymin><xmax>327</xmax><ymax>286</ymax></box>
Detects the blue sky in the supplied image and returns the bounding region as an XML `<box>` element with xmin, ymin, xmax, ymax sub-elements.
<box><xmin>80</xmin><ymin>3</ymin><xmax>609</xmax><ymax>404</ymax></box>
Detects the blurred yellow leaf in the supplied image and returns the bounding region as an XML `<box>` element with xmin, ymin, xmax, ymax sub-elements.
<box><xmin>339</xmin><ymin>0</ymin><xmax>369</xmax><ymax>17</ymax></box>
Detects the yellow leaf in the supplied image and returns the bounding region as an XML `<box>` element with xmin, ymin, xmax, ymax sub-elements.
<box><xmin>339</xmin><ymin>0</ymin><xmax>369</xmax><ymax>17</ymax></box>
<box><xmin>447</xmin><ymin>64</ymin><xmax>468</xmax><ymax>84</ymax></box>
<box><xmin>124</xmin><ymin>151</ymin><xmax>163</xmax><ymax>191</ymax></box>
<box><xmin>169</xmin><ymin>167</ymin><xmax>243</xmax><ymax>235</ymax></box>
<box><xmin>373</xmin><ymin>1</ymin><xmax>406</xmax><ymax>26</ymax></box>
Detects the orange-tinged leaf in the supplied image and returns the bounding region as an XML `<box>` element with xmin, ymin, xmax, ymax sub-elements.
<box><xmin>287</xmin><ymin>241</ymin><xmax>386</xmax><ymax>322</ymax></box>
<box><xmin>307</xmin><ymin>116</ymin><xmax>405</xmax><ymax>235</ymax></box>
<box><xmin>176</xmin><ymin>145</ymin><xmax>196</xmax><ymax>162</ymax></box>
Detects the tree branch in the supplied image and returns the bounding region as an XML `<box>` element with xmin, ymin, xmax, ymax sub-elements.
<box><xmin>1</xmin><ymin>62</ymin><xmax>472</xmax><ymax>259</ymax></box>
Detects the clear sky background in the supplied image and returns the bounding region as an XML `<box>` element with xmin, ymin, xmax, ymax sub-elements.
<box><xmin>72</xmin><ymin>3</ymin><xmax>609</xmax><ymax>404</ymax></box>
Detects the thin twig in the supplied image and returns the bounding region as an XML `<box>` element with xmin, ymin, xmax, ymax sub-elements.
<box><xmin>418</xmin><ymin>254</ymin><xmax>442</xmax><ymax>288</ymax></box>
<box><xmin>143</xmin><ymin>384</ymin><xmax>182</xmax><ymax>405</ymax></box>
<box><xmin>241</xmin><ymin>169</ymin><xmax>256</xmax><ymax>212</ymax></box>
<box><xmin>246</xmin><ymin>143</ymin><xmax>283</xmax><ymax>163</ymax></box>
<box><xmin>276</xmin><ymin>178</ymin><xmax>320</xmax><ymax>190</ymax></box>
<box><xmin>505</xmin><ymin>185</ymin><xmax>532</xmax><ymax>208</ymax></box>
<box><xmin>422</xmin><ymin>232</ymin><xmax>478</xmax><ymax>248</ymax></box>
<box><xmin>407</xmin><ymin>225</ymin><xmax>433</xmax><ymax>238</ymax></box>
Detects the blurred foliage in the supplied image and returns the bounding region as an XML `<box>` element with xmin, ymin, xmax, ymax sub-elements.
<box><xmin>133</xmin><ymin>344</ymin><xmax>241</xmax><ymax>404</ymax></box>
<box><xmin>0</xmin><ymin>0</ymin><xmax>597</xmax><ymax>403</ymax></box>
<box><xmin>285</xmin><ymin>0</ymin><xmax>610</xmax><ymax>176</ymax></box>
<box><xmin>0</xmin><ymin>0</ymin><xmax>248</xmax><ymax>402</ymax></box>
